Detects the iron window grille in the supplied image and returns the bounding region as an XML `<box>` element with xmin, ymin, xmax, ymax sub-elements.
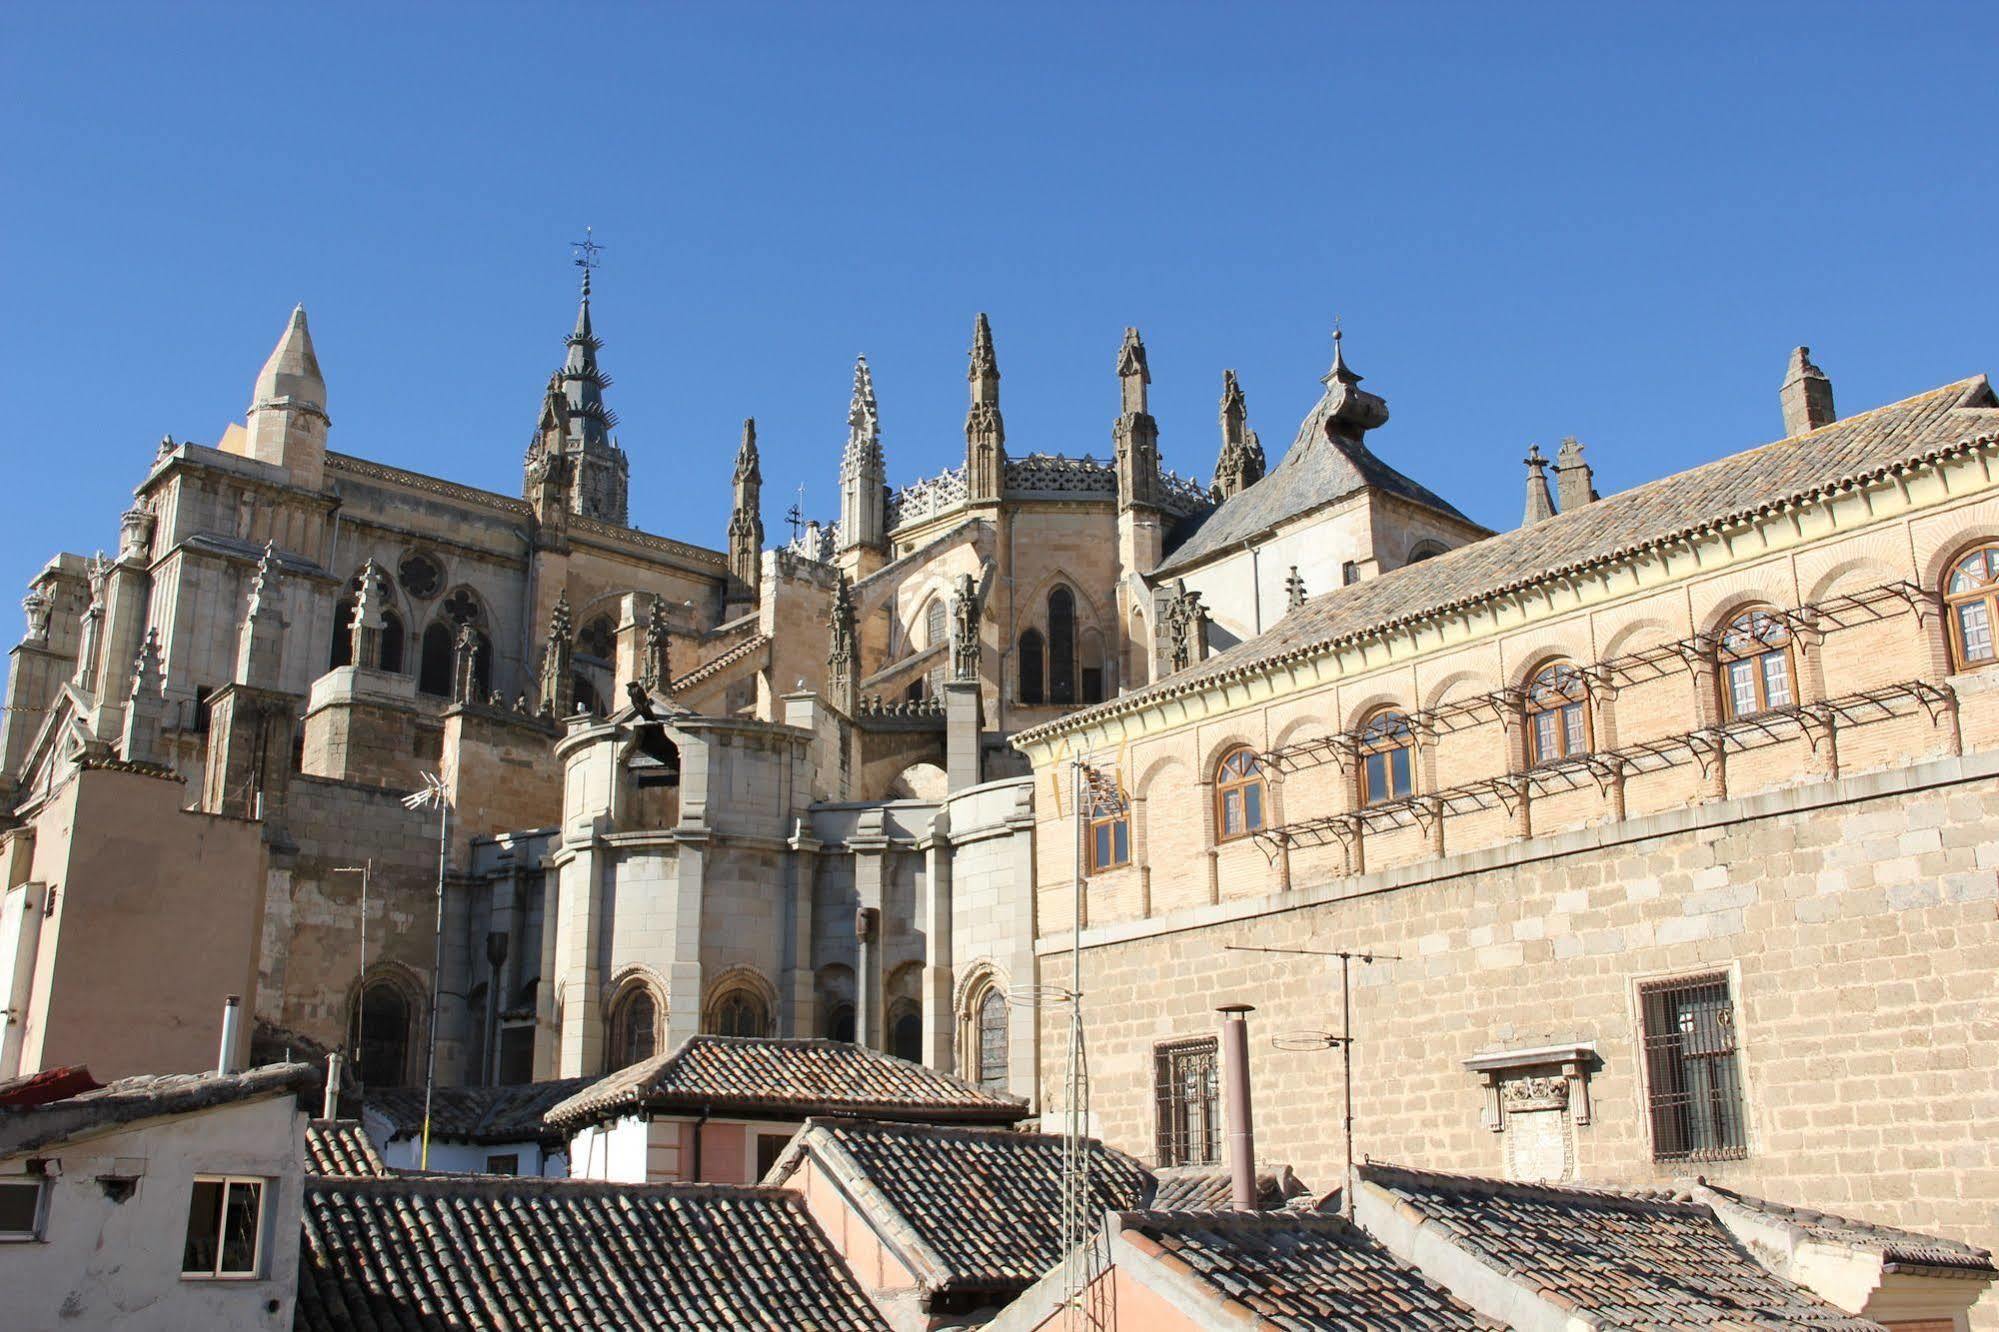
<box><xmin>1154</xmin><ymin>1037</ymin><xmax>1220</xmax><ymax>1167</ymax></box>
<box><xmin>1639</xmin><ymin>973</ymin><xmax>1748</xmax><ymax>1162</ymax></box>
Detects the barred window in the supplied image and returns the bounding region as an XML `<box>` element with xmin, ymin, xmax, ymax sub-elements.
<box><xmin>1639</xmin><ymin>974</ymin><xmax>1748</xmax><ymax>1162</ymax></box>
<box><xmin>1154</xmin><ymin>1037</ymin><xmax>1220</xmax><ymax>1167</ymax></box>
<box><xmin>1718</xmin><ymin>610</ymin><xmax>1794</xmax><ymax>720</ymax></box>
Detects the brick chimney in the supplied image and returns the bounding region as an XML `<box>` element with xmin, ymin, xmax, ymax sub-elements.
<box><xmin>1780</xmin><ymin>347</ymin><xmax>1836</xmax><ymax>437</ymax></box>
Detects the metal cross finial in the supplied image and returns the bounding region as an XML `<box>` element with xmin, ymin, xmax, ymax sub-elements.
<box><xmin>786</xmin><ymin>483</ymin><xmax>806</xmax><ymax>543</ymax></box>
<box><xmin>571</xmin><ymin>226</ymin><xmax>604</xmax><ymax>271</ymax></box>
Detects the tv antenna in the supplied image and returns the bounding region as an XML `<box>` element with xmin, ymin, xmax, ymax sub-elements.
<box><xmin>1224</xmin><ymin>943</ymin><xmax>1400</xmax><ymax>1217</ymax></box>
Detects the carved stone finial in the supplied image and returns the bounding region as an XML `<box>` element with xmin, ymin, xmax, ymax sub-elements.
<box><xmin>347</xmin><ymin>559</ymin><xmax>389</xmax><ymax>669</ymax></box>
<box><xmin>451</xmin><ymin>622</ymin><xmax>479</xmax><ymax>705</ymax></box>
<box><xmin>1522</xmin><ymin>444</ymin><xmax>1556</xmax><ymax>527</ymax></box>
<box><xmin>537</xmin><ymin>592</ymin><xmax>575</xmax><ymax>717</ymax></box>
<box><xmin>21</xmin><ymin>589</ymin><xmax>52</xmax><ymax>645</ymax></box>
<box><xmin>1164</xmin><ymin>579</ymin><xmax>1209</xmax><ymax>673</ymax></box>
<box><xmin>1284</xmin><ymin>565</ymin><xmax>1307</xmax><ymax>613</ymax></box>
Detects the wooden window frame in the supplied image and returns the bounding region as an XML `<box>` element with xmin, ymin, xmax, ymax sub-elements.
<box><xmin>1944</xmin><ymin>543</ymin><xmax>1999</xmax><ymax>672</ymax></box>
<box><xmin>1525</xmin><ymin>661</ymin><xmax>1592</xmax><ymax>766</ymax></box>
<box><xmin>1357</xmin><ymin>709</ymin><xmax>1416</xmax><ymax>806</ymax></box>
<box><xmin>1086</xmin><ymin>788</ymin><xmax>1131</xmax><ymax>873</ymax></box>
<box><xmin>1716</xmin><ymin>609</ymin><xmax>1797</xmax><ymax>721</ymax></box>
<box><xmin>1213</xmin><ymin>746</ymin><xmax>1267</xmax><ymax>843</ymax></box>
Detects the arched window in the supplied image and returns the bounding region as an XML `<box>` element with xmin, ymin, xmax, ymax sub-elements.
<box><xmin>1945</xmin><ymin>544</ymin><xmax>1999</xmax><ymax>670</ymax></box>
<box><xmin>1526</xmin><ymin>662</ymin><xmax>1590</xmax><ymax>764</ymax></box>
<box><xmin>1018</xmin><ymin>629</ymin><xmax>1046</xmax><ymax>705</ymax></box>
<box><xmin>349</xmin><ymin>981</ymin><xmax>411</xmax><ymax>1088</ymax></box>
<box><xmin>606</xmin><ymin>987</ymin><xmax>659</xmax><ymax>1072</ymax></box>
<box><xmin>889</xmin><ymin>1002</ymin><xmax>922</xmax><ymax>1064</ymax></box>
<box><xmin>1214</xmin><ymin>746</ymin><xmax>1267</xmax><ymax>841</ymax></box>
<box><xmin>1358</xmin><ymin>709</ymin><xmax>1414</xmax><ymax>805</ymax></box>
<box><xmin>417</xmin><ymin>622</ymin><xmax>453</xmax><ymax>696</ymax></box>
<box><xmin>924</xmin><ymin>599</ymin><xmax>947</xmax><ymax>650</ymax></box>
<box><xmin>573</xmin><ymin>674</ymin><xmax>603</xmax><ymax>717</ymax></box>
<box><xmin>824</xmin><ymin>1003</ymin><xmax>856</xmax><ymax>1043</ymax></box>
<box><xmin>708</xmin><ymin>988</ymin><xmax>769</xmax><ymax>1038</ymax></box>
<box><xmin>976</xmin><ymin>987</ymin><xmax>1009</xmax><ymax>1091</ymax></box>
<box><xmin>1717</xmin><ymin>610</ymin><xmax>1795</xmax><ymax>720</ymax></box>
<box><xmin>1048</xmin><ymin>587</ymin><xmax>1077</xmax><ymax>704</ymax></box>
<box><xmin>1086</xmin><ymin>783</ymin><xmax>1130</xmax><ymax>873</ymax></box>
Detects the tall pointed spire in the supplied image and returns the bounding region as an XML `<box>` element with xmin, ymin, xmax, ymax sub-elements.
<box><xmin>839</xmin><ymin>356</ymin><xmax>887</xmax><ymax>554</ymax></box>
<box><xmin>728</xmin><ymin>418</ymin><xmax>765</xmax><ymax>597</ymax></box>
<box><xmin>1113</xmin><ymin>327</ymin><xmax>1161</xmax><ymax>512</ymax></box>
<box><xmin>537</xmin><ymin>248</ymin><xmax>630</xmax><ymax>526</ymax></box>
<box><xmin>966</xmin><ymin>313</ymin><xmax>1006</xmax><ymax>503</ymax></box>
<box><xmin>1521</xmin><ymin>444</ymin><xmax>1556</xmax><ymax>526</ymax></box>
<box><xmin>1212</xmin><ymin>369</ymin><xmax>1265</xmax><ymax>501</ymax></box>
<box><xmin>242</xmin><ymin>305</ymin><xmax>330</xmax><ymax>487</ymax></box>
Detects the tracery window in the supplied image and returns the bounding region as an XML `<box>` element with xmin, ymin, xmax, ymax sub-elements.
<box><xmin>976</xmin><ymin>987</ymin><xmax>1009</xmax><ymax>1091</ymax></box>
<box><xmin>1018</xmin><ymin>629</ymin><xmax>1046</xmax><ymax>704</ymax></box>
<box><xmin>708</xmin><ymin>987</ymin><xmax>770</xmax><ymax>1038</ymax></box>
<box><xmin>1525</xmin><ymin>662</ymin><xmax>1590</xmax><ymax>764</ymax></box>
<box><xmin>1945</xmin><ymin>543</ymin><xmax>1999</xmax><ymax>670</ymax></box>
<box><xmin>1048</xmin><ymin>587</ymin><xmax>1078</xmax><ymax>704</ymax></box>
<box><xmin>1214</xmin><ymin>746</ymin><xmax>1267</xmax><ymax>841</ymax></box>
<box><xmin>1086</xmin><ymin>785</ymin><xmax>1131</xmax><ymax>872</ymax></box>
<box><xmin>606</xmin><ymin>987</ymin><xmax>659</xmax><ymax>1071</ymax></box>
<box><xmin>1717</xmin><ymin>610</ymin><xmax>1795</xmax><ymax>720</ymax></box>
<box><xmin>417</xmin><ymin>622</ymin><xmax>454</xmax><ymax>696</ymax></box>
<box><xmin>1358</xmin><ymin>708</ymin><xmax>1415</xmax><ymax>805</ymax></box>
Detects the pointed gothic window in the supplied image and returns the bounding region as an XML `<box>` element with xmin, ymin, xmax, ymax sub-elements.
<box><xmin>1018</xmin><ymin>629</ymin><xmax>1046</xmax><ymax>705</ymax></box>
<box><xmin>350</xmin><ymin>981</ymin><xmax>411</xmax><ymax>1088</ymax></box>
<box><xmin>977</xmin><ymin>987</ymin><xmax>1009</xmax><ymax>1090</ymax></box>
<box><xmin>417</xmin><ymin>623</ymin><xmax>453</xmax><ymax>697</ymax></box>
<box><xmin>379</xmin><ymin>611</ymin><xmax>405</xmax><ymax>674</ymax></box>
<box><xmin>924</xmin><ymin>599</ymin><xmax>947</xmax><ymax>651</ymax></box>
<box><xmin>708</xmin><ymin>988</ymin><xmax>770</xmax><ymax>1038</ymax></box>
<box><xmin>329</xmin><ymin>600</ymin><xmax>354</xmax><ymax>670</ymax></box>
<box><xmin>1048</xmin><ymin>587</ymin><xmax>1077</xmax><ymax>704</ymax></box>
<box><xmin>606</xmin><ymin>987</ymin><xmax>659</xmax><ymax>1072</ymax></box>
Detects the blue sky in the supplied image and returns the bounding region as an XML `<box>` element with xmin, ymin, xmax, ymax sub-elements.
<box><xmin>3</xmin><ymin>5</ymin><xmax>1995</xmax><ymax>595</ymax></box>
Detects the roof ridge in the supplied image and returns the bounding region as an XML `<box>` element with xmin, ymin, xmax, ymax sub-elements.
<box><xmin>1360</xmin><ymin>1161</ymin><xmax>1700</xmax><ymax>1214</ymax></box>
<box><xmin>304</xmin><ymin>1172</ymin><xmax>804</xmax><ymax>1201</ymax></box>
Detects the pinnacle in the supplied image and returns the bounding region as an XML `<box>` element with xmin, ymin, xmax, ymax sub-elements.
<box><xmin>254</xmin><ymin>303</ymin><xmax>325</xmax><ymax>408</ymax></box>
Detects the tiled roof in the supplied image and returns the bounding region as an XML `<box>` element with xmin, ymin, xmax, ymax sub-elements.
<box><xmin>768</xmin><ymin>1117</ymin><xmax>1152</xmax><ymax>1297</ymax></box>
<box><xmin>1120</xmin><ymin>1209</ymin><xmax>1492</xmax><ymax>1329</ymax></box>
<box><xmin>0</xmin><ymin>1062</ymin><xmax>317</xmax><ymax>1158</ymax></box>
<box><xmin>0</xmin><ymin>1065</ymin><xmax>101</xmax><ymax>1110</ymax></box>
<box><xmin>366</xmin><ymin>1078</ymin><xmax>592</xmax><ymax>1145</ymax></box>
<box><xmin>544</xmin><ymin>1036</ymin><xmax>1029</xmax><ymax>1133</ymax></box>
<box><xmin>1701</xmin><ymin>1184</ymin><xmax>1996</xmax><ymax>1275</ymax></box>
<box><xmin>305</xmin><ymin>1119</ymin><xmax>389</xmax><ymax>1177</ymax></box>
<box><xmin>1150</xmin><ymin>1162</ymin><xmax>1312</xmax><ymax>1211</ymax></box>
<box><xmin>295</xmin><ymin>1175</ymin><xmax>889</xmax><ymax>1332</ymax></box>
<box><xmin>1023</xmin><ymin>375</ymin><xmax>1999</xmax><ymax>746</ymax></box>
<box><xmin>1361</xmin><ymin>1164</ymin><xmax>1883</xmax><ymax>1330</ymax></box>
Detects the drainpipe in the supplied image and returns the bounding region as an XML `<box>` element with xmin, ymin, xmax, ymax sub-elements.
<box><xmin>690</xmin><ymin>1104</ymin><xmax>711</xmax><ymax>1182</ymax></box>
<box><xmin>216</xmin><ymin>995</ymin><xmax>242</xmax><ymax>1076</ymax></box>
<box><xmin>1219</xmin><ymin>1003</ymin><xmax>1257</xmax><ymax>1210</ymax></box>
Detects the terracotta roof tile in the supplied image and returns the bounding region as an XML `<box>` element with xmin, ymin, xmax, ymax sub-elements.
<box><xmin>0</xmin><ymin>1062</ymin><xmax>317</xmax><ymax>1158</ymax></box>
<box><xmin>770</xmin><ymin>1117</ymin><xmax>1151</xmax><ymax>1297</ymax></box>
<box><xmin>1149</xmin><ymin>1162</ymin><xmax>1311</xmax><ymax>1211</ymax></box>
<box><xmin>1121</xmin><ymin>1208</ymin><xmax>1493</xmax><ymax>1329</ymax></box>
<box><xmin>305</xmin><ymin>1119</ymin><xmax>389</xmax><ymax>1178</ymax></box>
<box><xmin>1701</xmin><ymin>1184</ymin><xmax>1995</xmax><ymax>1275</ymax></box>
<box><xmin>1023</xmin><ymin>375</ymin><xmax>1999</xmax><ymax>746</ymax></box>
<box><xmin>544</xmin><ymin>1036</ymin><xmax>1028</xmax><ymax>1133</ymax></box>
<box><xmin>294</xmin><ymin>1175</ymin><xmax>889</xmax><ymax>1331</ymax></box>
<box><xmin>1362</xmin><ymin>1164</ymin><xmax>1885</xmax><ymax>1330</ymax></box>
<box><xmin>366</xmin><ymin>1078</ymin><xmax>592</xmax><ymax>1145</ymax></box>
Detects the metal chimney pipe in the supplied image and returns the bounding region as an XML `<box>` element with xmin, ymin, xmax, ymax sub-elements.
<box><xmin>1218</xmin><ymin>1003</ymin><xmax>1257</xmax><ymax>1211</ymax></box>
<box><xmin>323</xmin><ymin>1052</ymin><xmax>343</xmax><ymax>1119</ymax></box>
<box><xmin>216</xmin><ymin>995</ymin><xmax>242</xmax><ymax>1076</ymax></box>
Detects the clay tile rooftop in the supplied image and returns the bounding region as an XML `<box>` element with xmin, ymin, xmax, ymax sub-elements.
<box><xmin>1360</xmin><ymin>1163</ymin><xmax>1886</xmax><ymax>1330</ymax></box>
<box><xmin>295</xmin><ymin>1174</ymin><xmax>890</xmax><ymax>1332</ymax></box>
<box><xmin>304</xmin><ymin>1118</ymin><xmax>389</xmax><ymax>1178</ymax></box>
<box><xmin>542</xmin><ymin>1035</ymin><xmax>1030</xmax><ymax>1133</ymax></box>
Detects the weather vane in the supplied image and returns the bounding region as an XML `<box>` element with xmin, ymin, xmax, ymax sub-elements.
<box><xmin>571</xmin><ymin>226</ymin><xmax>604</xmax><ymax>272</ymax></box>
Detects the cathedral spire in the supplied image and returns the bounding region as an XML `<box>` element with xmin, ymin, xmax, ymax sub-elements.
<box><xmin>728</xmin><ymin>418</ymin><xmax>765</xmax><ymax>596</ymax></box>
<box><xmin>1212</xmin><ymin>369</ymin><xmax>1265</xmax><ymax>501</ymax></box>
<box><xmin>838</xmin><ymin>357</ymin><xmax>887</xmax><ymax>554</ymax></box>
<box><xmin>536</xmin><ymin>248</ymin><xmax>630</xmax><ymax>526</ymax></box>
<box><xmin>1113</xmin><ymin>327</ymin><xmax>1161</xmax><ymax>511</ymax></box>
<box><xmin>966</xmin><ymin>313</ymin><xmax>1006</xmax><ymax>503</ymax></box>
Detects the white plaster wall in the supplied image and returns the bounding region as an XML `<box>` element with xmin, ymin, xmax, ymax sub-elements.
<box><xmin>0</xmin><ymin>1093</ymin><xmax>305</xmax><ymax>1332</ymax></box>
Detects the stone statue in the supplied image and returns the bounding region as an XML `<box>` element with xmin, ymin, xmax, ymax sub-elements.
<box><xmin>950</xmin><ymin>572</ymin><xmax>981</xmax><ymax>682</ymax></box>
